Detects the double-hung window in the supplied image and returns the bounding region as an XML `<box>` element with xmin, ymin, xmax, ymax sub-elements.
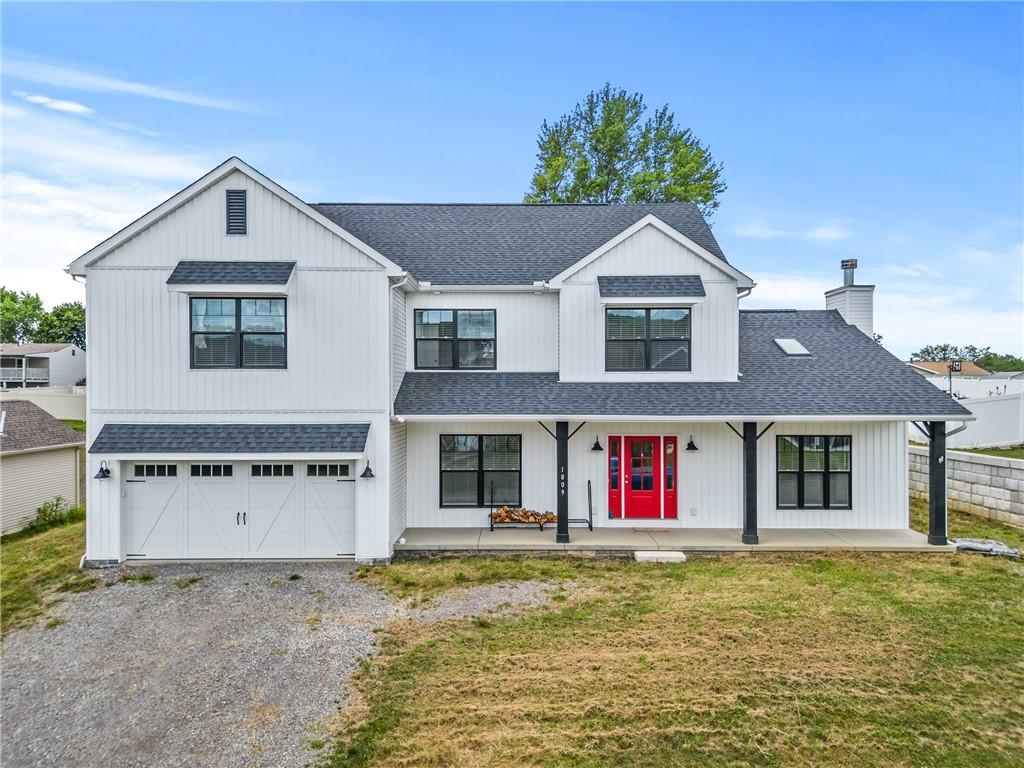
<box><xmin>190</xmin><ymin>298</ymin><xmax>287</xmax><ymax>368</ymax></box>
<box><xmin>606</xmin><ymin>308</ymin><xmax>691</xmax><ymax>371</ymax></box>
<box><xmin>439</xmin><ymin>434</ymin><xmax>521</xmax><ymax>507</ymax></box>
<box><xmin>776</xmin><ymin>435</ymin><xmax>852</xmax><ymax>509</ymax></box>
<box><xmin>415</xmin><ymin>309</ymin><xmax>496</xmax><ymax>369</ymax></box>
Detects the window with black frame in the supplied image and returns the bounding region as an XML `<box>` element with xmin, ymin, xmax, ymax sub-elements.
<box><xmin>439</xmin><ymin>434</ymin><xmax>521</xmax><ymax>507</ymax></box>
<box><xmin>190</xmin><ymin>297</ymin><xmax>286</xmax><ymax>368</ymax></box>
<box><xmin>415</xmin><ymin>309</ymin><xmax>495</xmax><ymax>369</ymax></box>
<box><xmin>605</xmin><ymin>308</ymin><xmax>691</xmax><ymax>371</ymax></box>
<box><xmin>776</xmin><ymin>435</ymin><xmax>851</xmax><ymax>509</ymax></box>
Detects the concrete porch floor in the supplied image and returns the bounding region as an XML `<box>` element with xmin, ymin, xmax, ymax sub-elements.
<box><xmin>395</xmin><ymin>526</ymin><xmax>955</xmax><ymax>554</ymax></box>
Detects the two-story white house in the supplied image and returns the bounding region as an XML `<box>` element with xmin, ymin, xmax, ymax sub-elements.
<box><xmin>68</xmin><ymin>158</ymin><xmax>970</xmax><ymax>564</ymax></box>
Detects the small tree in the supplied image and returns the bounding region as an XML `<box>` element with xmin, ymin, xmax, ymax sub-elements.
<box><xmin>0</xmin><ymin>287</ymin><xmax>45</xmax><ymax>344</ymax></box>
<box><xmin>35</xmin><ymin>302</ymin><xmax>86</xmax><ymax>350</ymax></box>
<box><xmin>525</xmin><ymin>84</ymin><xmax>726</xmax><ymax>216</ymax></box>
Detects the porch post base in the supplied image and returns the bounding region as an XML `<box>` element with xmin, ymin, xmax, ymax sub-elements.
<box><xmin>741</xmin><ymin>533</ymin><xmax>759</xmax><ymax>545</ymax></box>
<box><xmin>555</xmin><ymin>532</ymin><xmax>570</xmax><ymax>544</ymax></box>
<box><xmin>927</xmin><ymin>535</ymin><xmax>948</xmax><ymax>546</ymax></box>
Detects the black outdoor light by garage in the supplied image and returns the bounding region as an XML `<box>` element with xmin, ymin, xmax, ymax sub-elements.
<box><xmin>94</xmin><ymin>460</ymin><xmax>112</xmax><ymax>480</ymax></box>
<box><xmin>685</xmin><ymin>435</ymin><xmax>699</xmax><ymax>451</ymax></box>
<box><xmin>591</xmin><ymin>435</ymin><xmax>604</xmax><ymax>452</ymax></box>
<box><xmin>360</xmin><ymin>462</ymin><xmax>375</xmax><ymax>479</ymax></box>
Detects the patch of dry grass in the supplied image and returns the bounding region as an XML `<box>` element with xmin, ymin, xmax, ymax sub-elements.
<box><xmin>330</xmin><ymin>553</ymin><xmax>1024</xmax><ymax>767</ymax></box>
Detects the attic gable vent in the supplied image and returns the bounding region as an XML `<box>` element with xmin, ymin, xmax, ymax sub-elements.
<box><xmin>775</xmin><ymin>338</ymin><xmax>810</xmax><ymax>356</ymax></box>
<box><xmin>226</xmin><ymin>189</ymin><xmax>247</xmax><ymax>235</ymax></box>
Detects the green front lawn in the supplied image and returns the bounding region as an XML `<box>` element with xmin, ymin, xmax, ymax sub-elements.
<box><xmin>62</xmin><ymin>419</ymin><xmax>86</xmax><ymax>434</ymax></box>
<box><xmin>1</xmin><ymin>519</ymin><xmax>92</xmax><ymax>636</ymax></box>
<box><xmin>954</xmin><ymin>445</ymin><xmax>1024</xmax><ymax>461</ymax></box>
<box><xmin>333</xmin><ymin>511</ymin><xmax>1024</xmax><ymax>767</ymax></box>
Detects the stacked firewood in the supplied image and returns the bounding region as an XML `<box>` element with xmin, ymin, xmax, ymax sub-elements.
<box><xmin>489</xmin><ymin>506</ymin><xmax>556</xmax><ymax>525</ymax></box>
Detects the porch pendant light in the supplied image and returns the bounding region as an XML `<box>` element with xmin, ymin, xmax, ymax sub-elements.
<box><xmin>685</xmin><ymin>435</ymin><xmax>699</xmax><ymax>452</ymax></box>
<box><xmin>591</xmin><ymin>436</ymin><xmax>604</xmax><ymax>452</ymax></box>
<box><xmin>94</xmin><ymin>460</ymin><xmax>112</xmax><ymax>480</ymax></box>
<box><xmin>360</xmin><ymin>462</ymin><xmax>375</xmax><ymax>479</ymax></box>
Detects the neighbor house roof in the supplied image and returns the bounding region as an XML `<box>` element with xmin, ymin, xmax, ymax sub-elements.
<box><xmin>907</xmin><ymin>360</ymin><xmax>990</xmax><ymax>376</ymax></box>
<box><xmin>311</xmin><ymin>203</ymin><xmax>726</xmax><ymax>285</ymax></box>
<box><xmin>394</xmin><ymin>310</ymin><xmax>972</xmax><ymax>420</ymax></box>
<box><xmin>0</xmin><ymin>343</ymin><xmax>71</xmax><ymax>356</ymax></box>
<box><xmin>167</xmin><ymin>260</ymin><xmax>296</xmax><ymax>285</ymax></box>
<box><xmin>598</xmin><ymin>275</ymin><xmax>705</xmax><ymax>298</ymax></box>
<box><xmin>90</xmin><ymin>422</ymin><xmax>370</xmax><ymax>454</ymax></box>
<box><xmin>0</xmin><ymin>400</ymin><xmax>84</xmax><ymax>454</ymax></box>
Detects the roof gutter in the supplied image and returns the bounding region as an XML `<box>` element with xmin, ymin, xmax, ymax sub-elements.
<box><xmin>393</xmin><ymin>413</ymin><xmax>976</xmax><ymax>423</ymax></box>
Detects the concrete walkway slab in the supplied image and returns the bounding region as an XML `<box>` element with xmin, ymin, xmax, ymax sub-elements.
<box><xmin>395</xmin><ymin>526</ymin><xmax>955</xmax><ymax>555</ymax></box>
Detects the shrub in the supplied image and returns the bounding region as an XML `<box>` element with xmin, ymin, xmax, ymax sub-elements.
<box><xmin>19</xmin><ymin>497</ymin><xmax>85</xmax><ymax>536</ymax></box>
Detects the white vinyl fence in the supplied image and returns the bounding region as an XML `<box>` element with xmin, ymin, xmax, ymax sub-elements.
<box><xmin>946</xmin><ymin>393</ymin><xmax>1023</xmax><ymax>449</ymax></box>
<box><xmin>0</xmin><ymin>386</ymin><xmax>86</xmax><ymax>421</ymax></box>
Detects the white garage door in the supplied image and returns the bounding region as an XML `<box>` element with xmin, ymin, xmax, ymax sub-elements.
<box><xmin>124</xmin><ymin>461</ymin><xmax>355</xmax><ymax>558</ymax></box>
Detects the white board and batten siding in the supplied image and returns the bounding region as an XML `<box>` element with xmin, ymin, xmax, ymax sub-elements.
<box><xmin>405</xmin><ymin>420</ymin><xmax>908</xmax><ymax>530</ymax></box>
<box><xmin>559</xmin><ymin>224</ymin><xmax>739</xmax><ymax>382</ymax></box>
<box><xmin>391</xmin><ymin>287</ymin><xmax>408</xmax><ymax>398</ymax></box>
<box><xmin>1</xmin><ymin>447</ymin><xmax>80</xmax><ymax>534</ymax></box>
<box><xmin>406</xmin><ymin>292</ymin><xmax>559</xmax><ymax>372</ymax></box>
<box><xmin>389</xmin><ymin>422</ymin><xmax>408</xmax><ymax>540</ymax></box>
<box><xmin>82</xmin><ymin>168</ymin><xmax>396</xmax><ymax>562</ymax></box>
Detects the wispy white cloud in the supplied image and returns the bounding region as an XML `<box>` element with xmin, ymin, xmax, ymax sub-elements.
<box><xmin>12</xmin><ymin>89</ymin><xmax>93</xmax><ymax>115</ymax></box>
<box><xmin>734</xmin><ymin>221</ymin><xmax>853</xmax><ymax>242</ymax></box>
<box><xmin>882</xmin><ymin>262</ymin><xmax>943</xmax><ymax>279</ymax></box>
<box><xmin>5</xmin><ymin>52</ymin><xmax>251</xmax><ymax>112</ymax></box>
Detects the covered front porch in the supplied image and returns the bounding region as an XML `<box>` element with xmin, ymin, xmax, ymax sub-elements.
<box><xmin>395</xmin><ymin>525</ymin><xmax>953</xmax><ymax>554</ymax></box>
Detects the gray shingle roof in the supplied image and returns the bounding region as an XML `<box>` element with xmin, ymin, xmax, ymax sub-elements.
<box><xmin>394</xmin><ymin>310</ymin><xmax>972</xmax><ymax>419</ymax></box>
<box><xmin>90</xmin><ymin>423</ymin><xmax>369</xmax><ymax>454</ymax></box>
<box><xmin>1</xmin><ymin>400</ymin><xmax>85</xmax><ymax>454</ymax></box>
<box><xmin>0</xmin><ymin>343</ymin><xmax>72</xmax><ymax>356</ymax></box>
<box><xmin>311</xmin><ymin>203</ymin><xmax>725</xmax><ymax>285</ymax></box>
<box><xmin>598</xmin><ymin>275</ymin><xmax>705</xmax><ymax>298</ymax></box>
<box><xmin>166</xmin><ymin>261</ymin><xmax>296</xmax><ymax>285</ymax></box>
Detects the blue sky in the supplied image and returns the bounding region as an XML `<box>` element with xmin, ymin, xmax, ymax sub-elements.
<box><xmin>3</xmin><ymin>2</ymin><xmax>1021</xmax><ymax>358</ymax></box>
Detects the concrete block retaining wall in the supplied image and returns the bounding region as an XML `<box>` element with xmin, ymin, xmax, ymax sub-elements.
<box><xmin>909</xmin><ymin>445</ymin><xmax>1024</xmax><ymax>529</ymax></box>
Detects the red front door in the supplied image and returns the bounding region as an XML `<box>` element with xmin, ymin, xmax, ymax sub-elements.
<box><xmin>624</xmin><ymin>436</ymin><xmax>661</xmax><ymax>518</ymax></box>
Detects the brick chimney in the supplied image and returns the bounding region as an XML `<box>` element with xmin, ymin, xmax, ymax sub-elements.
<box><xmin>825</xmin><ymin>259</ymin><xmax>875</xmax><ymax>337</ymax></box>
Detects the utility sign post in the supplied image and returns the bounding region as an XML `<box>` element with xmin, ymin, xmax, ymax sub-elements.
<box><xmin>948</xmin><ymin>359</ymin><xmax>962</xmax><ymax>394</ymax></box>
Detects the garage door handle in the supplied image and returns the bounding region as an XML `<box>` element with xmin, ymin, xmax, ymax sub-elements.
<box><xmin>236</xmin><ymin>512</ymin><xmax>240</xmax><ymax>526</ymax></box>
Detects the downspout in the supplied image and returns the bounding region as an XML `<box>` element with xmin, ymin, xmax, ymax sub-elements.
<box><xmin>388</xmin><ymin>273</ymin><xmax>411</xmax><ymax>420</ymax></box>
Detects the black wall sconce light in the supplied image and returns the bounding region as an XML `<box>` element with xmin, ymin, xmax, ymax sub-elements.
<box><xmin>591</xmin><ymin>436</ymin><xmax>604</xmax><ymax>452</ymax></box>
<box><xmin>94</xmin><ymin>460</ymin><xmax>112</xmax><ymax>480</ymax></box>
<box><xmin>360</xmin><ymin>462</ymin><xmax>375</xmax><ymax>479</ymax></box>
<box><xmin>685</xmin><ymin>435</ymin><xmax>699</xmax><ymax>451</ymax></box>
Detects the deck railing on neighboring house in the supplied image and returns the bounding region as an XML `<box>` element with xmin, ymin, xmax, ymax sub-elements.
<box><xmin>0</xmin><ymin>367</ymin><xmax>49</xmax><ymax>383</ymax></box>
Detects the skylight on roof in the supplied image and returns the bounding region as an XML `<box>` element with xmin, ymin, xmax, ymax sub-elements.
<box><xmin>775</xmin><ymin>338</ymin><xmax>811</xmax><ymax>356</ymax></box>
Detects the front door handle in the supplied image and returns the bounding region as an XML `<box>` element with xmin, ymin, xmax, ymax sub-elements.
<box><xmin>237</xmin><ymin>512</ymin><xmax>240</xmax><ymax>525</ymax></box>
<box><xmin>243</xmin><ymin>512</ymin><xmax>247</xmax><ymax>525</ymax></box>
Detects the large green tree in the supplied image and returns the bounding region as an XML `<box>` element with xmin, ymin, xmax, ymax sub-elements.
<box><xmin>0</xmin><ymin>287</ymin><xmax>45</xmax><ymax>344</ymax></box>
<box><xmin>524</xmin><ymin>83</ymin><xmax>726</xmax><ymax>215</ymax></box>
<box><xmin>0</xmin><ymin>288</ymin><xmax>86</xmax><ymax>350</ymax></box>
<box><xmin>35</xmin><ymin>302</ymin><xmax>87</xmax><ymax>350</ymax></box>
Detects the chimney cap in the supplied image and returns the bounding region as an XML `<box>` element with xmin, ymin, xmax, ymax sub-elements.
<box><xmin>841</xmin><ymin>258</ymin><xmax>858</xmax><ymax>270</ymax></box>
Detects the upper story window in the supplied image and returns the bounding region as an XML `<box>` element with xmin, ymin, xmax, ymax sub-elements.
<box><xmin>226</xmin><ymin>189</ymin><xmax>247</xmax><ymax>235</ymax></box>
<box><xmin>190</xmin><ymin>298</ymin><xmax>286</xmax><ymax>369</ymax></box>
<box><xmin>415</xmin><ymin>309</ymin><xmax>496</xmax><ymax>369</ymax></box>
<box><xmin>776</xmin><ymin>435</ymin><xmax>852</xmax><ymax>509</ymax></box>
<box><xmin>605</xmin><ymin>308</ymin><xmax>691</xmax><ymax>371</ymax></box>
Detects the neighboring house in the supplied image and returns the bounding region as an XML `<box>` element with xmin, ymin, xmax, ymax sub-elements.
<box><xmin>907</xmin><ymin>360</ymin><xmax>990</xmax><ymax>377</ymax></box>
<box><xmin>0</xmin><ymin>400</ymin><xmax>84</xmax><ymax>534</ymax></box>
<box><xmin>0</xmin><ymin>343</ymin><xmax>86</xmax><ymax>388</ymax></box>
<box><xmin>68</xmin><ymin>157</ymin><xmax>969</xmax><ymax>564</ymax></box>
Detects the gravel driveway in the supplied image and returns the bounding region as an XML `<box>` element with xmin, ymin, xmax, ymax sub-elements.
<box><xmin>1</xmin><ymin>562</ymin><xmax>397</xmax><ymax>768</ymax></box>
